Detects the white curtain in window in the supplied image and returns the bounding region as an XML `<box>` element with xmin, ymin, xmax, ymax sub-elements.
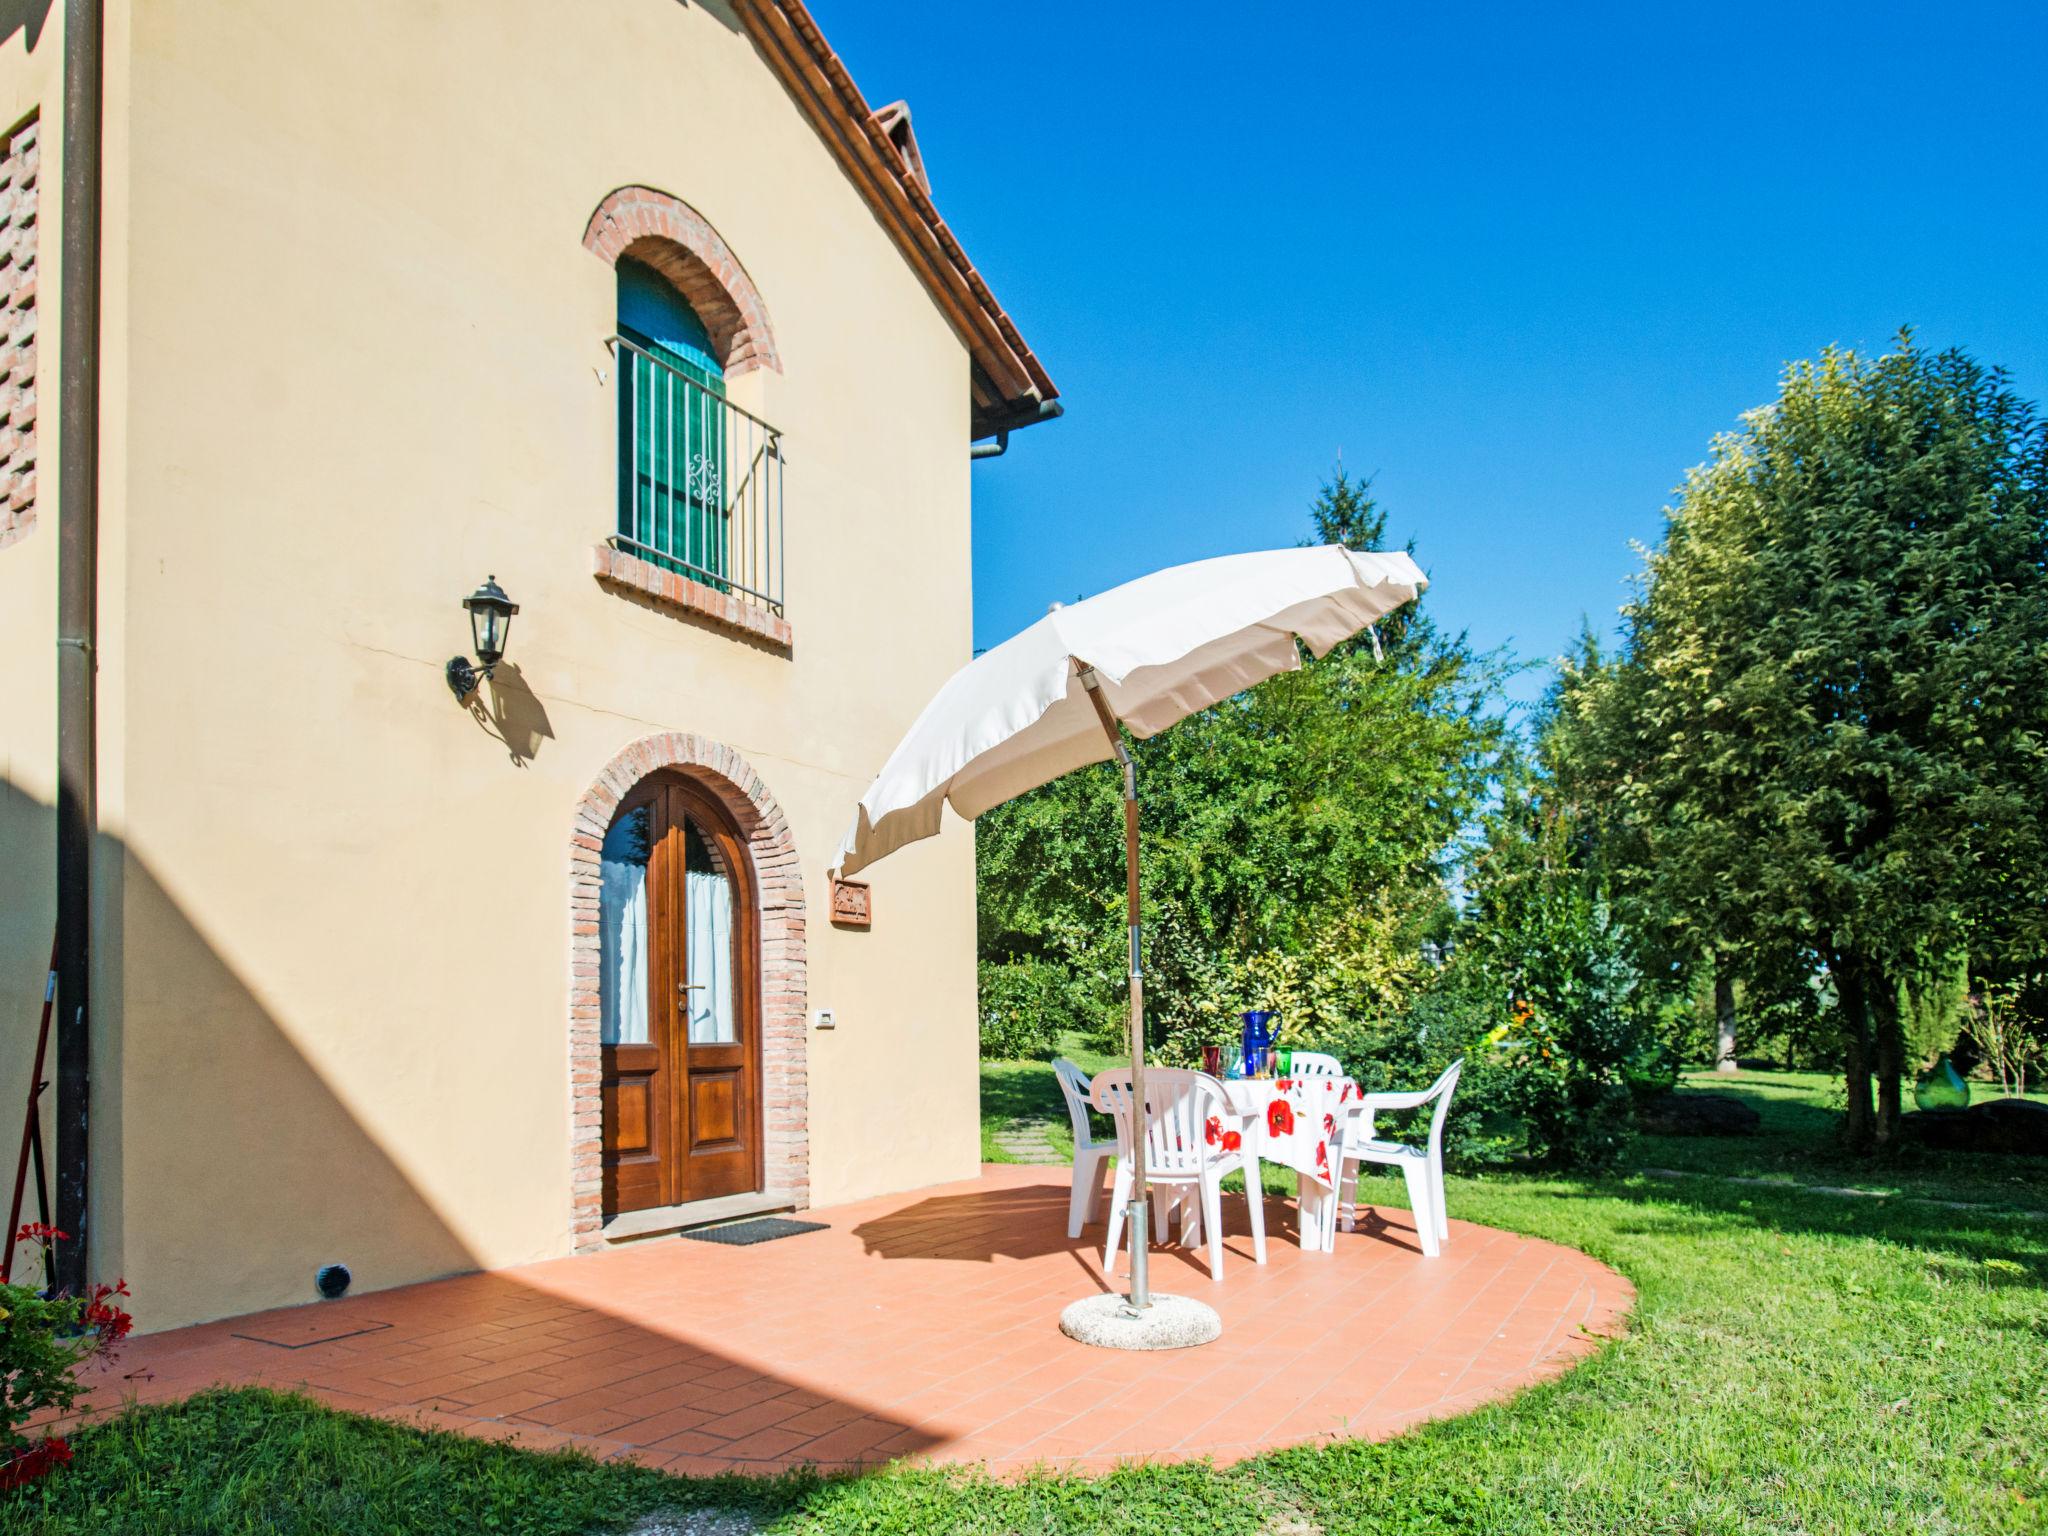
<box><xmin>686</xmin><ymin>865</ymin><xmax>735</xmax><ymax>1044</ymax></box>
<box><xmin>600</xmin><ymin>852</ymin><xmax>649</xmax><ymax>1046</ymax></box>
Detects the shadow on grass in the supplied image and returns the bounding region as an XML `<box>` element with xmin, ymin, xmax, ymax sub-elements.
<box><xmin>1585</xmin><ymin>1166</ymin><xmax>2048</xmax><ymax>1290</ymax></box>
<box><xmin>15</xmin><ymin>1385</ymin><xmax>1279</xmax><ymax>1536</ymax></box>
<box><xmin>979</xmin><ymin>1056</ymin><xmax>1070</xmax><ymax>1127</ymax></box>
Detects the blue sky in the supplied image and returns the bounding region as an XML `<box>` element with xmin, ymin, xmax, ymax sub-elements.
<box><xmin>821</xmin><ymin>2</ymin><xmax>2048</xmax><ymax>704</ymax></box>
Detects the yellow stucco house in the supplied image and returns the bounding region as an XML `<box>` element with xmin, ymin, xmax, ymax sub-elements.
<box><xmin>0</xmin><ymin>0</ymin><xmax>1057</xmax><ymax>1331</ymax></box>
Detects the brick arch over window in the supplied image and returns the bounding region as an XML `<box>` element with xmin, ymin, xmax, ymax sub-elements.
<box><xmin>568</xmin><ymin>733</ymin><xmax>807</xmax><ymax>1249</ymax></box>
<box><xmin>582</xmin><ymin>186</ymin><xmax>781</xmax><ymax>375</ymax></box>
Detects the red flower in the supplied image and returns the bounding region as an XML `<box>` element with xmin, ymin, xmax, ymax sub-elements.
<box><xmin>1220</xmin><ymin>1130</ymin><xmax>1242</xmax><ymax>1153</ymax></box>
<box><xmin>1266</xmin><ymin>1099</ymin><xmax>1295</xmax><ymax>1137</ymax></box>
<box><xmin>1340</xmin><ymin>1083</ymin><xmax>1354</xmax><ymax>1102</ymax></box>
<box><xmin>12</xmin><ymin>1222</ymin><xmax>66</xmax><ymax>1247</ymax></box>
<box><xmin>1323</xmin><ymin>1112</ymin><xmax>1337</xmax><ymax>1139</ymax></box>
<box><xmin>1276</xmin><ymin>1077</ymin><xmax>1294</xmax><ymax>1092</ymax></box>
<box><xmin>1204</xmin><ymin>1116</ymin><xmax>1221</xmax><ymax>1146</ymax></box>
<box><xmin>79</xmin><ymin>1279</ymin><xmax>134</xmax><ymax>1357</ymax></box>
<box><xmin>1315</xmin><ymin>1141</ymin><xmax>1330</xmax><ymax>1174</ymax></box>
<box><xmin>0</xmin><ymin>1435</ymin><xmax>72</xmax><ymax>1491</ymax></box>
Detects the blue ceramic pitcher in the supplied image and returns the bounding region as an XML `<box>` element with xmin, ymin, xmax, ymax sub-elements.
<box><xmin>1241</xmin><ymin>1011</ymin><xmax>1277</xmax><ymax>1077</ymax></box>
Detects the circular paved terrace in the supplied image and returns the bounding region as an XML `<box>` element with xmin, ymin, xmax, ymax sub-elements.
<box><xmin>82</xmin><ymin>1164</ymin><xmax>1632</xmax><ymax>1476</ymax></box>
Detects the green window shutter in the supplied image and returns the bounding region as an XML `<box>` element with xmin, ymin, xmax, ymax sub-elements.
<box><xmin>616</xmin><ymin>259</ymin><xmax>728</xmax><ymax>589</ymax></box>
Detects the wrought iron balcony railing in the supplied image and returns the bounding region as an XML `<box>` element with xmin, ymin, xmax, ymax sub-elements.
<box><xmin>609</xmin><ymin>334</ymin><xmax>785</xmax><ymax>617</ymax></box>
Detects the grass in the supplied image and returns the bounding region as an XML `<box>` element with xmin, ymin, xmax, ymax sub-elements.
<box><xmin>1643</xmin><ymin>1066</ymin><xmax>2048</xmax><ymax>1212</ymax></box>
<box><xmin>978</xmin><ymin>1034</ymin><xmax>1117</xmax><ymax>1163</ymax></box>
<box><xmin>9</xmin><ymin>1068</ymin><xmax>2045</xmax><ymax>1534</ymax></box>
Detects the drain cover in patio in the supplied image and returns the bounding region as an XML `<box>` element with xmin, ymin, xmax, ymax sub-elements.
<box><xmin>680</xmin><ymin>1217</ymin><xmax>828</xmax><ymax>1246</ymax></box>
<box><xmin>231</xmin><ymin>1316</ymin><xmax>392</xmax><ymax>1349</ymax></box>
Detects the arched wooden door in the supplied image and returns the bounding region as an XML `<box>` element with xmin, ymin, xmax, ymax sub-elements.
<box><xmin>597</xmin><ymin>774</ymin><xmax>762</xmax><ymax>1215</ymax></box>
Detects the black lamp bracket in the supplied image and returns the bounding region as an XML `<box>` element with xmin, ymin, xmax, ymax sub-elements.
<box><xmin>446</xmin><ymin>656</ymin><xmax>495</xmax><ymax>701</ymax></box>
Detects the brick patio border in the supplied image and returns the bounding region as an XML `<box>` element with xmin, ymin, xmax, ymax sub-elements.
<box><xmin>568</xmin><ymin>734</ymin><xmax>808</xmax><ymax>1250</ymax></box>
<box><xmin>581</xmin><ymin>185</ymin><xmax>780</xmax><ymax>375</ymax></box>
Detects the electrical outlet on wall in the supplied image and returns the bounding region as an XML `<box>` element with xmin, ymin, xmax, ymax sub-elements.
<box><xmin>813</xmin><ymin>1008</ymin><xmax>836</xmax><ymax>1030</ymax></box>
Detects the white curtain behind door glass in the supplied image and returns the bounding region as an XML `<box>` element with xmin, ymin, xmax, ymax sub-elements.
<box><xmin>685</xmin><ymin>823</ymin><xmax>736</xmax><ymax>1044</ymax></box>
<box><xmin>599</xmin><ymin>807</ymin><xmax>651</xmax><ymax>1046</ymax></box>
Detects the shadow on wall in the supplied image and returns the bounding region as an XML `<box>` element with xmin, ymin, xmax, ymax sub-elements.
<box><xmin>1</xmin><ymin>770</ymin><xmax>475</xmax><ymax>1319</ymax></box>
<box><xmin>2</xmin><ymin>773</ymin><xmax>935</xmax><ymax>1466</ymax></box>
<box><xmin>114</xmin><ymin>838</ymin><xmax>483</xmax><ymax>1327</ymax></box>
<box><xmin>464</xmin><ymin>661</ymin><xmax>554</xmax><ymax>766</ymax></box>
<box><xmin>0</xmin><ymin>775</ymin><xmax>53</xmax><ymax>1280</ymax></box>
<box><xmin>0</xmin><ymin>0</ymin><xmax>51</xmax><ymax>52</ymax></box>
<box><xmin>692</xmin><ymin>0</ymin><xmax>746</xmax><ymax>39</ymax></box>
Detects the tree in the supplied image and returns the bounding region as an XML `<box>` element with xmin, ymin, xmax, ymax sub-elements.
<box><xmin>1713</xmin><ymin>968</ymin><xmax>1738</xmax><ymax>1074</ymax></box>
<box><xmin>1446</xmin><ymin>723</ymin><xmax>1677</xmax><ymax>1168</ymax></box>
<box><xmin>1574</xmin><ymin>335</ymin><xmax>2048</xmax><ymax>1146</ymax></box>
<box><xmin>975</xmin><ymin>470</ymin><xmax>1500</xmax><ymax>1059</ymax></box>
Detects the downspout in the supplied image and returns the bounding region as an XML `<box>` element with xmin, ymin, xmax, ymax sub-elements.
<box><xmin>53</xmin><ymin>0</ymin><xmax>104</xmax><ymax>1298</ymax></box>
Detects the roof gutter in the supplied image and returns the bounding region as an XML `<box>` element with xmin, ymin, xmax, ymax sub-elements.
<box><xmin>970</xmin><ymin>398</ymin><xmax>1064</xmax><ymax>460</ymax></box>
<box><xmin>54</xmin><ymin>0</ymin><xmax>104</xmax><ymax>1298</ymax></box>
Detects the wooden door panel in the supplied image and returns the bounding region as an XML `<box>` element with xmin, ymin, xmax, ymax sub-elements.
<box><xmin>601</xmin><ymin>1073</ymin><xmax>661</xmax><ymax>1210</ymax></box>
<box><xmin>607</xmin><ymin>1080</ymin><xmax>651</xmax><ymax>1154</ymax></box>
<box><xmin>599</xmin><ymin>791</ymin><xmax>676</xmax><ymax>1216</ymax></box>
<box><xmin>672</xmin><ymin>783</ymin><xmax>761</xmax><ymax>1204</ymax></box>
<box><xmin>689</xmin><ymin>1072</ymin><xmax>740</xmax><ymax>1146</ymax></box>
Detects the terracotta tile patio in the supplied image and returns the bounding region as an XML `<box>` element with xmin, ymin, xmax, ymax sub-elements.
<box><xmin>61</xmin><ymin>1164</ymin><xmax>1631</xmax><ymax>1476</ymax></box>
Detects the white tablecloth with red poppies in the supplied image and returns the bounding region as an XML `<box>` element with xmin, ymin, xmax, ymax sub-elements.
<box><xmin>1218</xmin><ymin>1076</ymin><xmax>1357</xmax><ymax>1248</ymax></box>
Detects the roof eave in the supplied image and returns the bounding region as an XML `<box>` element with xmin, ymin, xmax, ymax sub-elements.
<box><xmin>733</xmin><ymin>0</ymin><xmax>1059</xmax><ymax>433</ymax></box>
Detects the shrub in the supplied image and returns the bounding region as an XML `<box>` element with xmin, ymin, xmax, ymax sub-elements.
<box><xmin>0</xmin><ymin>1226</ymin><xmax>132</xmax><ymax>1490</ymax></box>
<box><xmin>1293</xmin><ymin>891</ymin><xmax>1669</xmax><ymax>1174</ymax></box>
<box><xmin>977</xmin><ymin>958</ymin><xmax>1094</xmax><ymax>1060</ymax></box>
<box><xmin>1142</xmin><ymin>898</ymin><xmax>1430</xmax><ymax>1071</ymax></box>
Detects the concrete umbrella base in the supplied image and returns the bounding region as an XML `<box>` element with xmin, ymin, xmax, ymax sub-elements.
<box><xmin>1059</xmin><ymin>1292</ymin><xmax>1222</xmax><ymax>1351</ymax></box>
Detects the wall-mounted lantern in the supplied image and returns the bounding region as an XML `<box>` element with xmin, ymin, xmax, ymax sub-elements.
<box><xmin>446</xmin><ymin>575</ymin><xmax>519</xmax><ymax>700</ymax></box>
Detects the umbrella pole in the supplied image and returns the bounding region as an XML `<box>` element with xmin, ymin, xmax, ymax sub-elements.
<box><xmin>1080</xmin><ymin>670</ymin><xmax>1150</xmax><ymax>1310</ymax></box>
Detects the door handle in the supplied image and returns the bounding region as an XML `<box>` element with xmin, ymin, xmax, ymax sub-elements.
<box><xmin>678</xmin><ymin>982</ymin><xmax>706</xmax><ymax>993</ymax></box>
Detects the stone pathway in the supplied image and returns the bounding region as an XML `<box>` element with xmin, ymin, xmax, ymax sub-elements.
<box><xmin>624</xmin><ymin>1510</ymin><xmax>763</xmax><ymax>1536</ymax></box>
<box><xmin>990</xmin><ymin>1119</ymin><xmax>1065</xmax><ymax>1164</ymax></box>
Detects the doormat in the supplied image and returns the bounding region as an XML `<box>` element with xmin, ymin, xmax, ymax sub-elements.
<box><xmin>681</xmin><ymin>1217</ymin><xmax>828</xmax><ymax>1246</ymax></box>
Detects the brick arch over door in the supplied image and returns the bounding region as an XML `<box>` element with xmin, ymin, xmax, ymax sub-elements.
<box><xmin>569</xmin><ymin>733</ymin><xmax>807</xmax><ymax>1249</ymax></box>
<box><xmin>583</xmin><ymin>185</ymin><xmax>782</xmax><ymax>375</ymax></box>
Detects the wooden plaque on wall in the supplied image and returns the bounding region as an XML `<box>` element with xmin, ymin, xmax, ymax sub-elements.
<box><xmin>830</xmin><ymin>878</ymin><xmax>872</xmax><ymax>929</ymax></box>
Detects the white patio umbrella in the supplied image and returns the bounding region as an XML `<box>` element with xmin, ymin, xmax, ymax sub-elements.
<box><xmin>836</xmin><ymin>545</ymin><xmax>1427</xmax><ymax>1318</ymax></box>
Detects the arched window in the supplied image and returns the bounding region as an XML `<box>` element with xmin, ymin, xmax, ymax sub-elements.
<box><xmin>617</xmin><ymin>258</ymin><xmax>728</xmax><ymax>588</ymax></box>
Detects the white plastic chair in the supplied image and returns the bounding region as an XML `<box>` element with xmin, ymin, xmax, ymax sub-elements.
<box><xmin>1288</xmin><ymin>1051</ymin><xmax>1344</xmax><ymax>1078</ymax></box>
<box><xmin>1052</xmin><ymin>1058</ymin><xmax>1116</xmax><ymax>1240</ymax></box>
<box><xmin>1091</xmin><ymin>1068</ymin><xmax>1266</xmax><ymax>1281</ymax></box>
<box><xmin>1329</xmin><ymin>1060</ymin><xmax>1463</xmax><ymax>1257</ymax></box>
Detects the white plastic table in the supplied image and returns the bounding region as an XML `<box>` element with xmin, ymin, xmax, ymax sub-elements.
<box><xmin>1218</xmin><ymin>1075</ymin><xmax>1355</xmax><ymax>1251</ymax></box>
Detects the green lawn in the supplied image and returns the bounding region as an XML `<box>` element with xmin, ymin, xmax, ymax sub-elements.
<box><xmin>1643</xmin><ymin>1066</ymin><xmax>2048</xmax><ymax>1212</ymax></box>
<box><xmin>978</xmin><ymin>1034</ymin><xmax>1118</xmax><ymax>1162</ymax></box>
<box><xmin>9</xmin><ymin>1068</ymin><xmax>2044</xmax><ymax>1534</ymax></box>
